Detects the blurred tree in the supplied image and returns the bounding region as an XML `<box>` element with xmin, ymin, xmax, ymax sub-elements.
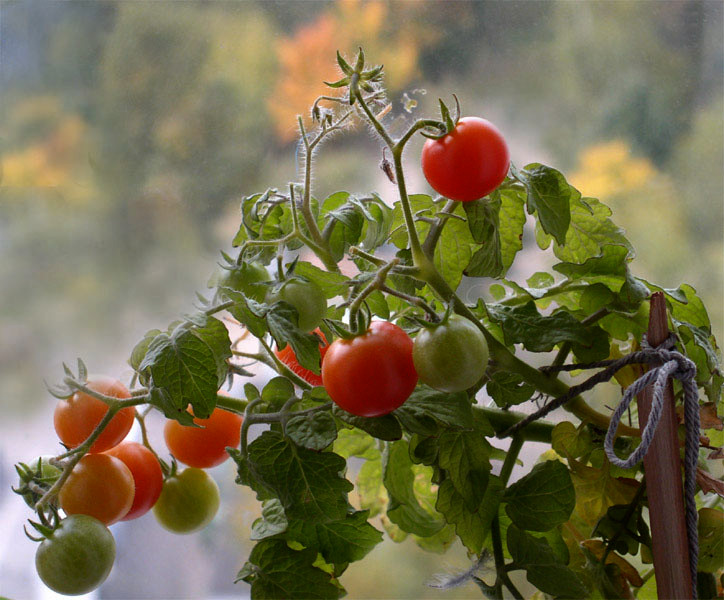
<box><xmin>268</xmin><ymin>0</ymin><xmax>433</xmax><ymax>142</ymax></box>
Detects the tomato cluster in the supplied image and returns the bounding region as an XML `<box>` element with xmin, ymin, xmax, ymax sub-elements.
<box><xmin>29</xmin><ymin>375</ymin><xmax>239</xmax><ymax>595</ymax></box>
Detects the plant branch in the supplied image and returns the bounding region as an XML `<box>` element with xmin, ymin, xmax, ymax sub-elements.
<box><xmin>421</xmin><ymin>199</ymin><xmax>457</xmax><ymax>258</ymax></box>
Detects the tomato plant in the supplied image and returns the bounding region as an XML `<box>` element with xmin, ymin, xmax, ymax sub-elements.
<box><xmin>322</xmin><ymin>321</ymin><xmax>418</xmax><ymax>417</ymax></box>
<box><xmin>164</xmin><ymin>407</ymin><xmax>242</xmax><ymax>469</ymax></box>
<box><xmin>53</xmin><ymin>376</ymin><xmax>135</xmax><ymax>453</ymax></box>
<box><xmin>18</xmin><ymin>49</ymin><xmax>723</xmax><ymax>600</ymax></box>
<box><xmin>421</xmin><ymin>116</ymin><xmax>509</xmax><ymax>201</ymax></box>
<box><xmin>267</xmin><ymin>278</ymin><xmax>327</xmax><ymax>332</ymax></box>
<box><xmin>15</xmin><ymin>456</ymin><xmax>61</xmax><ymax>508</ymax></box>
<box><xmin>35</xmin><ymin>514</ymin><xmax>115</xmax><ymax>596</ymax></box>
<box><xmin>412</xmin><ymin>314</ymin><xmax>489</xmax><ymax>392</ymax></box>
<box><xmin>275</xmin><ymin>328</ymin><xmax>329</xmax><ymax>386</ymax></box>
<box><xmin>152</xmin><ymin>467</ymin><xmax>220</xmax><ymax>534</ymax></box>
<box><xmin>58</xmin><ymin>453</ymin><xmax>135</xmax><ymax>525</ymax></box>
<box><xmin>105</xmin><ymin>441</ymin><xmax>163</xmax><ymax>521</ymax></box>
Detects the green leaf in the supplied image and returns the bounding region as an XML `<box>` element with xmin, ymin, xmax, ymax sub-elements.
<box><xmin>463</xmin><ymin>197</ymin><xmax>503</xmax><ymax>278</ymax></box>
<box><xmin>139</xmin><ymin>315</ymin><xmax>231</xmax><ymax>420</ymax></box>
<box><xmin>293</xmin><ymin>262</ymin><xmax>349</xmax><ymax>298</ymax></box>
<box><xmin>434</xmin><ymin>203</ymin><xmax>476</xmax><ymax>289</ymax></box>
<box><xmin>333</xmin><ymin>427</ymin><xmax>379</xmax><ymax>460</ymax></box>
<box><xmin>551</xmin><ymin>422</ymin><xmax>593</xmax><ymax>459</ymax></box>
<box><xmin>503</xmin><ymin>460</ymin><xmax>575</xmax><ymax>532</ymax></box>
<box><xmin>234</xmin><ymin>431</ymin><xmax>353</xmax><ymax>523</ymax></box>
<box><xmin>251</xmin><ymin>499</ymin><xmax>288</xmax><ymax>541</ymax></box>
<box><xmin>321</xmin><ymin>192</ymin><xmax>365</xmax><ymax>261</ymax></box>
<box><xmin>549</xmin><ymin>196</ymin><xmax>632</xmax><ymax>265</ymax></box>
<box><xmin>391</xmin><ymin>194</ymin><xmax>435</xmax><ymax>249</ymax></box>
<box><xmin>488</xmin><ymin>302</ymin><xmax>609</xmax><ymax>360</ymax></box>
<box><xmin>225</xmin><ymin>290</ymin><xmax>268</xmax><ymax>338</ymax></box>
<box><xmin>393</xmin><ymin>386</ymin><xmax>475</xmax><ymax>431</ymax></box>
<box><xmin>287</xmin><ymin>511</ymin><xmax>383</xmax><ymax>565</ymax></box>
<box><xmin>507</xmin><ymin>524</ymin><xmax>589</xmax><ymax>599</ymax></box>
<box><xmin>521</xmin><ymin>163</ymin><xmax>571</xmax><ymax>245</ymax></box>
<box><xmin>266</xmin><ymin>303</ymin><xmax>323</xmax><ymax>372</ymax></box>
<box><xmin>697</xmin><ymin>508</ymin><xmax>724</xmax><ymax>573</ymax></box>
<box><xmin>356</xmin><ymin>457</ymin><xmax>385</xmax><ymax>518</ymax></box>
<box><xmin>436</xmin><ymin>475</ymin><xmax>505</xmax><ymax>554</ymax></box>
<box><xmin>553</xmin><ymin>244</ymin><xmax>630</xmax><ymax>287</ymax></box>
<box><xmin>237</xmin><ymin>539</ymin><xmax>341</xmax><ymax>599</ymax></box>
<box><xmin>261</xmin><ymin>377</ymin><xmax>296</xmax><ymax>412</ymax></box>
<box><xmin>499</xmin><ymin>189</ymin><xmax>527</xmax><ymax>271</ymax></box>
<box><xmin>437</xmin><ymin>429</ymin><xmax>492</xmax><ymax>510</ymax></box>
<box><xmin>359</xmin><ymin>194</ymin><xmax>393</xmax><ymax>250</ymax></box>
<box><xmin>332</xmin><ymin>406</ymin><xmax>402</xmax><ymax>441</ymax></box>
<box><xmin>383</xmin><ymin>440</ymin><xmax>445</xmax><ymax>537</ymax></box>
<box><xmin>486</xmin><ymin>372</ymin><xmax>535</xmax><ymax>407</ymax></box>
<box><xmin>129</xmin><ymin>328</ymin><xmax>162</xmax><ymax>373</ymax></box>
<box><xmin>285</xmin><ymin>412</ymin><xmax>338</xmax><ymax>451</ymax></box>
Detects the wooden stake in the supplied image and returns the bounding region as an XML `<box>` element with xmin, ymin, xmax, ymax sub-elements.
<box><xmin>638</xmin><ymin>292</ymin><xmax>693</xmax><ymax>598</ymax></box>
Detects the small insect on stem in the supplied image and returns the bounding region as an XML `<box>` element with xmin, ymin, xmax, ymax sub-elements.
<box><xmin>380</xmin><ymin>147</ymin><xmax>396</xmax><ymax>184</ymax></box>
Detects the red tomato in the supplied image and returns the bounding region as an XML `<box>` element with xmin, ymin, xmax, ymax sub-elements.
<box><xmin>59</xmin><ymin>454</ymin><xmax>135</xmax><ymax>525</ymax></box>
<box><xmin>421</xmin><ymin>116</ymin><xmax>509</xmax><ymax>202</ymax></box>
<box><xmin>54</xmin><ymin>376</ymin><xmax>135</xmax><ymax>453</ymax></box>
<box><xmin>322</xmin><ymin>321</ymin><xmax>418</xmax><ymax>417</ymax></box>
<box><xmin>164</xmin><ymin>408</ymin><xmax>242</xmax><ymax>469</ymax></box>
<box><xmin>105</xmin><ymin>442</ymin><xmax>163</xmax><ymax>521</ymax></box>
<box><xmin>274</xmin><ymin>328</ymin><xmax>329</xmax><ymax>386</ymax></box>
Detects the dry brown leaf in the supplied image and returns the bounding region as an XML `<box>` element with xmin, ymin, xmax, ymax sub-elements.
<box><xmin>697</xmin><ymin>468</ymin><xmax>724</xmax><ymax>497</ymax></box>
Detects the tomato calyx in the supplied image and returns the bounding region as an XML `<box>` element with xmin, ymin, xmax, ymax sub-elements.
<box><xmin>421</xmin><ymin>95</ymin><xmax>462</xmax><ymax>141</ymax></box>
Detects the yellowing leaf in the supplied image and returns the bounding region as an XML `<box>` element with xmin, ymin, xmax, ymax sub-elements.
<box><xmin>568</xmin><ymin>457</ymin><xmax>639</xmax><ymax>526</ymax></box>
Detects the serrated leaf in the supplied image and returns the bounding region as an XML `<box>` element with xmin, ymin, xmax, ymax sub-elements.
<box><xmin>503</xmin><ymin>460</ymin><xmax>575</xmax><ymax>532</ymax></box>
<box><xmin>285</xmin><ymin>412</ymin><xmax>338</xmax><ymax>451</ymax></box>
<box><xmin>393</xmin><ymin>386</ymin><xmax>475</xmax><ymax>431</ymax></box>
<box><xmin>549</xmin><ymin>196</ymin><xmax>632</xmax><ymax>265</ymax></box>
<box><xmin>287</xmin><ymin>511</ymin><xmax>382</xmax><ymax>565</ymax></box>
<box><xmin>261</xmin><ymin>377</ymin><xmax>296</xmax><ymax>412</ymax></box>
<box><xmin>463</xmin><ymin>197</ymin><xmax>503</xmax><ymax>278</ymax></box>
<box><xmin>383</xmin><ymin>440</ymin><xmax>445</xmax><ymax>537</ymax></box>
<box><xmin>234</xmin><ymin>431</ymin><xmax>352</xmax><ymax>523</ymax></box>
<box><xmin>332</xmin><ymin>405</ymin><xmax>402</xmax><ymax>441</ymax></box>
<box><xmin>507</xmin><ymin>524</ymin><xmax>589</xmax><ymax>598</ymax></box>
<box><xmin>486</xmin><ymin>372</ymin><xmax>535</xmax><ymax>407</ymax></box>
<box><xmin>551</xmin><ymin>422</ymin><xmax>593</xmax><ymax>459</ymax></box>
<box><xmin>488</xmin><ymin>302</ymin><xmax>609</xmax><ymax>360</ymax></box>
<box><xmin>237</xmin><ymin>539</ymin><xmax>341</xmax><ymax>599</ymax></box>
<box><xmin>129</xmin><ymin>329</ymin><xmax>163</xmax><ymax>372</ymax></box>
<box><xmin>553</xmin><ymin>244</ymin><xmax>630</xmax><ymax>286</ymax></box>
<box><xmin>521</xmin><ymin>163</ymin><xmax>572</xmax><ymax>245</ymax></box>
<box><xmin>333</xmin><ymin>428</ymin><xmax>379</xmax><ymax>460</ymax></box>
<box><xmin>266</xmin><ymin>303</ymin><xmax>323</xmax><ymax>373</ymax></box>
<box><xmin>251</xmin><ymin>499</ymin><xmax>288</xmax><ymax>541</ymax></box>
<box><xmin>436</xmin><ymin>475</ymin><xmax>504</xmax><ymax>554</ymax></box>
<box><xmin>434</xmin><ymin>204</ymin><xmax>476</xmax><ymax>290</ymax></box>
<box><xmin>437</xmin><ymin>429</ymin><xmax>492</xmax><ymax>510</ymax></box>
<box><xmin>293</xmin><ymin>262</ymin><xmax>349</xmax><ymax>298</ymax></box>
<box><xmin>567</xmin><ymin>457</ymin><xmax>639</xmax><ymax>526</ymax></box>
<box><xmin>139</xmin><ymin>316</ymin><xmax>231</xmax><ymax>419</ymax></box>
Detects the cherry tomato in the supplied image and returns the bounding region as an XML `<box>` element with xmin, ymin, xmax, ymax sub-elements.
<box><xmin>267</xmin><ymin>279</ymin><xmax>327</xmax><ymax>332</ymax></box>
<box><xmin>275</xmin><ymin>328</ymin><xmax>329</xmax><ymax>386</ymax></box>
<box><xmin>105</xmin><ymin>441</ymin><xmax>163</xmax><ymax>521</ymax></box>
<box><xmin>217</xmin><ymin>261</ymin><xmax>270</xmax><ymax>302</ymax></box>
<box><xmin>59</xmin><ymin>454</ymin><xmax>135</xmax><ymax>526</ymax></box>
<box><xmin>153</xmin><ymin>468</ymin><xmax>220</xmax><ymax>534</ymax></box>
<box><xmin>412</xmin><ymin>314</ymin><xmax>489</xmax><ymax>392</ymax></box>
<box><xmin>164</xmin><ymin>407</ymin><xmax>242</xmax><ymax>469</ymax></box>
<box><xmin>421</xmin><ymin>116</ymin><xmax>509</xmax><ymax>202</ymax></box>
<box><xmin>54</xmin><ymin>376</ymin><xmax>135</xmax><ymax>453</ymax></box>
<box><xmin>322</xmin><ymin>321</ymin><xmax>418</xmax><ymax>417</ymax></box>
<box><xmin>35</xmin><ymin>514</ymin><xmax>115</xmax><ymax>596</ymax></box>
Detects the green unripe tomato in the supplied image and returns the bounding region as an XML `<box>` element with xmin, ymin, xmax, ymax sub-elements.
<box><xmin>267</xmin><ymin>279</ymin><xmax>327</xmax><ymax>332</ymax></box>
<box><xmin>412</xmin><ymin>314</ymin><xmax>489</xmax><ymax>393</ymax></box>
<box><xmin>153</xmin><ymin>468</ymin><xmax>220</xmax><ymax>534</ymax></box>
<box><xmin>217</xmin><ymin>262</ymin><xmax>270</xmax><ymax>302</ymax></box>
<box><xmin>697</xmin><ymin>507</ymin><xmax>724</xmax><ymax>572</ymax></box>
<box><xmin>35</xmin><ymin>514</ymin><xmax>115</xmax><ymax>596</ymax></box>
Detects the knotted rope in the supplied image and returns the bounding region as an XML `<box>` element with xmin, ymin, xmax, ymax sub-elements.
<box><xmin>499</xmin><ymin>335</ymin><xmax>700</xmax><ymax>595</ymax></box>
